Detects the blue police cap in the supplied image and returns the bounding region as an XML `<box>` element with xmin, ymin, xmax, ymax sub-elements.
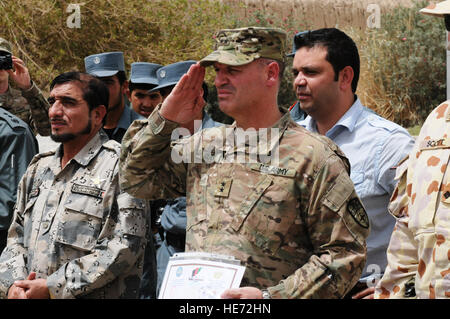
<box><xmin>130</xmin><ymin>62</ymin><xmax>162</xmax><ymax>86</ymax></box>
<box><xmin>287</xmin><ymin>31</ymin><xmax>309</xmax><ymax>57</ymax></box>
<box><xmin>150</xmin><ymin>60</ymin><xmax>197</xmax><ymax>92</ymax></box>
<box><xmin>84</xmin><ymin>52</ymin><xmax>125</xmax><ymax>77</ymax></box>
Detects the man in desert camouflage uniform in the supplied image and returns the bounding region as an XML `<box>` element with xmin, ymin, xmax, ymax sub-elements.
<box><xmin>375</xmin><ymin>2</ymin><xmax>450</xmax><ymax>299</ymax></box>
<box><xmin>0</xmin><ymin>71</ymin><xmax>148</xmax><ymax>299</ymax></box>
<box><xmin>119</xmin><ymin>27</ymin><xmax>369</xmax><ymax>299</ymax></box>
<box><xmin>0</xmin><ymin>37</ymin><xmax>50</xmax><ymax>136</ymax></box>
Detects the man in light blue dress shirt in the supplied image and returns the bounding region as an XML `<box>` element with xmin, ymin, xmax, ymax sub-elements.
<box><xmin>291</xmin><ymin>28</ymin><xmax>415</xmax><ymax>298</ymax></box>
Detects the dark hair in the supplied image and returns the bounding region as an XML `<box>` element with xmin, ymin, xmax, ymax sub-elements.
<box><xmin>128</xmin><ymin>82</ymin><xmax>157</xmax><ymax>93</ymax></box>
<box><xmin>116</xmin><ymin>70</ymin><xmax>127</xmax><ymax>86</ymax></box>
<box><xmin>294</xmin><ymin>28</ymin><xmax>360</xmax><ymax>93</ymax></box>
<box><xmin>50</xmin><ymin>71</ymin><xmax>109</xmax><ymax>116</ymax></box>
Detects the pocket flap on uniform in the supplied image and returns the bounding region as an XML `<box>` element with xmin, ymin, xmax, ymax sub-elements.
<box><xmin>65</xmin><ymin>190</ymin><xmax>104</xmax><ymax>219</ymax></box>
<box><xmin>322</xmin><ymin>171</ymin><xmax>353</xmax><ymax>213</ymax></box>
<box><xmin>230</xmin><ymin>175</ymin><xmax>273</xmax><ymax>232</ymax></box>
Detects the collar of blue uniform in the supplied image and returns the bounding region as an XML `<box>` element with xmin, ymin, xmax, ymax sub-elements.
<box><xmin>116</xmin><ymin>103</ymin><xmax>144</xmax><ymax>131</ymax></box>
<box><xmin>299</xmin><ymin>97</ymin><xmax>364</xmax><ymax>134</ymax></box>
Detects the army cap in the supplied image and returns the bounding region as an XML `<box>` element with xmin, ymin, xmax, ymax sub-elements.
<box><xmin>200</xmin><ymin>26</ymin><xmax>287</xmax><ymax>67</ymax></box>
<box><xmin>150</xmin><ymin>60</ymin><xmax>197</xmax><ymax>92</ymax></box>
<box><xmin>420</xmin><ymin>1</ymin><xmax>450</xmax><ymax>17</ymax></box>
<box><xmin>84</xmin><ymin>52</ymin><xmax>125</xmax><ymax>77</ymax></box>
<box><xmin>287</xmin><ymin>31</ymin><xmax>309</xmax><ymax>57</ymax></box>
<box><xmin>130</xmin><ymin>62</ymin><xmax>162</xmax><ymax>86</ymax></box>
<box><xmin>0</xmin><ymin>37</ymin><xmax>12</xmax><ymax>54</ymax></box>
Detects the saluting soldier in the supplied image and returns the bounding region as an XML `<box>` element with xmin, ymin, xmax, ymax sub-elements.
<box><xmin>119</xmin><ymin>27</ymin><xmax>369</xmax><ymax>299</ymax></box>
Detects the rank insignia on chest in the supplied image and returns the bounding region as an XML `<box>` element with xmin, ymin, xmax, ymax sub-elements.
<box><xmin>214</xmin><ymin>178</ymin><xmax>232</xmax><ymax>198</ymax></box>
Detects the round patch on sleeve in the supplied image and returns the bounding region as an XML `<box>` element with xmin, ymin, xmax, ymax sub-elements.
<box><xmin>347</xmin><ymin>198</ymin><xmax>369</xmax><ymax>229</ymax></box>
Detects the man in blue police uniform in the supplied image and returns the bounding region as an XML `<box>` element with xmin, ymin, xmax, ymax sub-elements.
<box><xmin>0</xmin><ymin>107</ymin><xmax>38</xmax><ymax>253</ymax></box>
<box><xmin>292</xmin><ymin>28</ymin><xmax>415</xmax><ymax>298</ymax></box>
<box><xmin>124</xmin><ymin>62</ymin><xmax>163</xmax><ymax>299</ymax></box>
<box><xmin>145</xmin><ymin>60</ymin><xmax>222</xmax><ymax>296</ymax></box>
<box><xmin>126</xmin><ymin>62</ymin><xmax>163</xmax><ymax>118</ymax></box>
<box><xmin>84</xmin><ymin>52</ymin><xmax>143</xmax><ymax>143</ymax></box>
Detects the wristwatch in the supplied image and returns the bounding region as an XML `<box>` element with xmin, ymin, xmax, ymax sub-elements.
<box><xmin>261</xmin><ymin>289</ymin><xmax>271</xmax><ymax>299</ymax></box>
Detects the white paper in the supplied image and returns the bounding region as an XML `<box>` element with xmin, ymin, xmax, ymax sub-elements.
<box><xmin>158</xmin><ymin>252</ymin><xmax>246</xmax><ymax>299</ymax></box>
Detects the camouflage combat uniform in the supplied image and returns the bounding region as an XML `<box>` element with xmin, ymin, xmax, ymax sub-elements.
<box><xmin>120</xmin><ymin>106</ymin><xmax>370</xmax><ymax>299</ymax></box>
<box><xmin>0</xmin><ymin>82</ymin><xmax>51</xmax><ymax>136</ymax></box>
<box><xmin>375</xmin><ymin>102</ymin><xmax>450</xmax><ymax>299</ymax></box>
<box><xmin>0</xmin><ymin>130</ymin><xmax>148</xmax><ymax>299</ymax></box>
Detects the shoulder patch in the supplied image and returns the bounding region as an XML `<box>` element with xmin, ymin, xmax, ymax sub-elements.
<box><xmin>347</xmin><ymin>197</ymin><xmax>369</xmax><ymax>229</ymax></box>
<box><xmin>367</xmin><ymin>114</ymin><xmax>403</xmax><ymax>133</ymax></box>
<box><xmin>103</xmin><ymin>139</ymin><xmax>121</xmax><ymax>153</ymax></box>
<box><xmin>29</xmin><ymin>150</ymin><xmax>55</xmax><ymax>166</ymax></box>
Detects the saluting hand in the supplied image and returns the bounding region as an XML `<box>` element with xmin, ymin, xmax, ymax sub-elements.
<box><xmin>7</xmin><ymin>56</ymin><xmax>32</xmax><ymax>91</ymax></box>
<box><xmin>159</xmin><ymin>63</ymin><xmax>206</xmax><ymax>125</ymax></box>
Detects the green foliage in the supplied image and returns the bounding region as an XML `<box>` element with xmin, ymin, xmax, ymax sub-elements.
<box><xmin>0</xmin><ymin>0</ymin><xmax>232</xmax><ymax>88</ymax></box>
<box><xmin>353</xmin><ymin>0</ymin><xmax>446</xmax><ymax>126</ymax></box>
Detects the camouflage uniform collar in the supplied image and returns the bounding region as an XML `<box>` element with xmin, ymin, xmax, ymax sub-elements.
<box><xmin>53</xmin><ymin>130</ymin><xmax>109</xmax><ymax>167</ymax></box>
<box><xmin>215</xmin><ymin>110</ymin><xmax>290</xmax><ymax>157</ymax></box>
<box><xmin>228</xmin><ymin>109</ymin><xmax>291</xmax><ymax>131</ymax></box>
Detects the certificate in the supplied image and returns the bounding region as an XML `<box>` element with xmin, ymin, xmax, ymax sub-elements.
<box><xmin>158</xmin><ymin>252</ymin><xmax>246</xmax><ymax>299</ymax></box>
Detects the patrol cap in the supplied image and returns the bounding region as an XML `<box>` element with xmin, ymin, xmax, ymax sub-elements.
<box><xmin>199</xmin><ymin>26</ymin><xmax>287</xmax><ymax>67</ymax></box>
<box><xmin>286</xmin><ymin>31</ymin><xmax>309</xmax><ymax>57</ymax></box>
<box><xmin>130</xmin><ymin>62</ymin><xmax>162</xmax><ymax>86</ymax></box>
<box><xmin>420</xmin><ymin>1</ymin><xmax>450</xmax><ymax>17</ymax></box>
<box><xmin>84</xmin><ymin>52</ymin><xmax>125</xmax><ymax>77</ymax></box>
<box><xmin>150</xmin><ymin>60</ymin><xmax>197</xmax><ymax>92</ymax></box>
<box><xmin>0</xmin><ymin>37</ymin><xmax>12</xmax><ymax>54</ymax></box>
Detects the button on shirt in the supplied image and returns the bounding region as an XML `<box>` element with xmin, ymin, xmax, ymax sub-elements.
<box><xmin>298</xmin><ymin>98</ymin><xmax>415</xmax><ymax>280</ymax></box>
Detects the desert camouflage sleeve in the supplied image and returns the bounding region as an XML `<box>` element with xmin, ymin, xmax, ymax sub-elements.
<box><xmin>375</xmin><ymin>158</ymin><xmax>418</xmax><ymax>299</ymax></box>
<box><xmin>268</xmin><ymin>152</ymin><xmax>370</xmax><ymax>298</ymax></box>
<box><xmin>119</xmin><ymin>107</ymin><xmax>188</xmax><ymax>200</ymax></box>
<box><xmin>21</xmin><ymin>82</ymin><xmax>51</xmax><ymax>136</ymax></box>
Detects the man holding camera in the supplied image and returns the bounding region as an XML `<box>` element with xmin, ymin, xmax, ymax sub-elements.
<box><xmin>0</xmin><ymin>37</ymin><xmax>51</xmax><ymax>136</ymax></box>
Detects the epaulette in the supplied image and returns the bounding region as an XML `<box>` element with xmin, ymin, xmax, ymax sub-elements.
<box><xmin>103</xmin><ymin>138</ymin><xmax>122</xmax><ymax>154</ymax></box>
<box><xmin>366</xmin><ymin>114</ymin><xmax>402</xmax><ymax>133</ymax></box>
<box><xmin>0</xmin><ymin>107</ymin><xmax>28</xmax><ymax>129</ymax></box>
<box><xmin>29</xmin><ymin>150</ymin><xmax>56</xmax><ymax>166</ymax></box>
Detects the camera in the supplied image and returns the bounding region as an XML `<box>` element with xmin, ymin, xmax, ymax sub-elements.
<box><xmin>0</xmin><ymin>52</ymin><xmax>12</xmax><ymax>70</ymax></box>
